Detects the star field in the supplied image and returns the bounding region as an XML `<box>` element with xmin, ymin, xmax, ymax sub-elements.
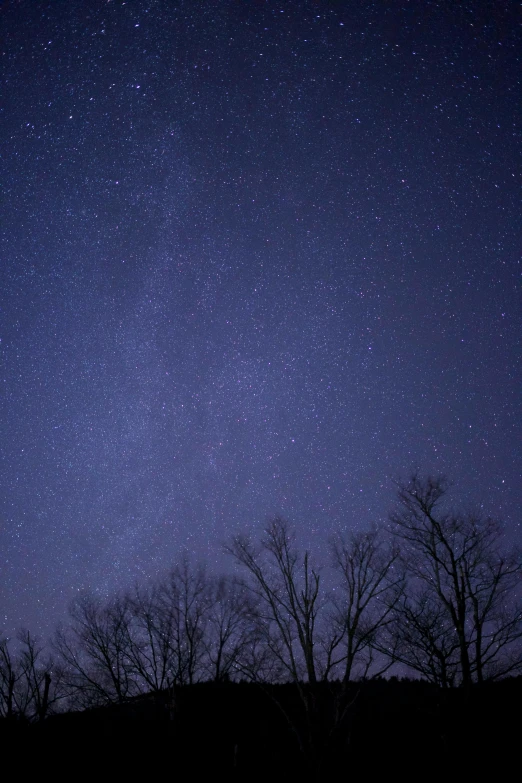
<box><xmin>1</xmin><ymin>1</ymin><xmax>520</xmax><ymax>639</ymax></box>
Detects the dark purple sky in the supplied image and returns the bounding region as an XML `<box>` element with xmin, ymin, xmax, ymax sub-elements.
<box><xmin>1</xmin><ymin>0</ymin><xmax>520</xmax><ymax>640</ymax></box>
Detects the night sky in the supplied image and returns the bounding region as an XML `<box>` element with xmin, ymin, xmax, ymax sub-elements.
<box><xmin>2</xmin><ymin>1</ymin><xmax>520</xmax><ymax>640</ymax></box>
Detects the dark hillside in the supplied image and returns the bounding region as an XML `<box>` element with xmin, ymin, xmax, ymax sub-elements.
<box><xmin>2</xmin><ymin>678</ymin><xmax>519</xmax><ymax>779</ymax></box>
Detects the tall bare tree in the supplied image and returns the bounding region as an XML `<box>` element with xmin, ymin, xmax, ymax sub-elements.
<box><xmin>227</xmin><ymin>517</ymin><xmax>323</xmax><ymax>685</ymax></box>
<box><xmin>390</xmin><ymin>474</ymin><xmax>522</xmax><ymax>686</ymax></box>
<box><xmin>162</xmin><ymin>556</ymin><xmax>212</xmax><ymax>685</ymax></box>
<box><xmin>227</xmin><ymin>517</ymin><xmax>340</xmax><ymax>778</ymax></box>
<box><xmin>125</xmin><ymin>581</ymin><xmax>178</xmax><ymax>693</ymax></box>
<box><xmin>0</xmin><ymin>630</ymin><xmax>61</xmax><ymax>721</ymax></box>
<box><xmin>329</xmin><ymin>528</ymin><xmax>403</xmax><ymax>683</ymax></box>
<box><xmin>204</xmin><ymin>575</ymin><xmax>257</xmax><ymax>682</ymax></box>
<box><xmin>388</xmin><ymin>589</ymin><xmax>461</xmax><ymax>687</ymax></box>
<box><xmin>54</xmin><ymin>592</ymin><xmax>138</xmax><ymax>707</ymax></box>
<box><xmin>0</xmin><ymin>635</ymin><xmax>19</xmax><ymax>719</ymax></box>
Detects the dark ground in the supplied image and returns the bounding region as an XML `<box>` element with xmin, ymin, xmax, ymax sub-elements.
<box><xmin>2</xmin><ymin>678</ymin><xmax>519</xmax><ymax>780</ymax></box>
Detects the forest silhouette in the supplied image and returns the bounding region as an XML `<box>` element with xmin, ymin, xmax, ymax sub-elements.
<box><xmin>1</xmin><ymin>476</ymin><xmax>520</xmax><ymax>779</ymax></box>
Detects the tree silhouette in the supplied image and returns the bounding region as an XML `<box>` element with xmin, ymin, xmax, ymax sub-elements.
<box><xmin>389</xmin><ymin>474</ymin><xmax>522</xmax><ymax>685</ymax></box>
<box><xmin>125</xmin><ymin>580</ymin><xmax>179</xmax><ymax>693</ymax></box>
<box><xmin>0</xmin><ymin>630</ymin><xmax>60</xmax><ymax>720</ymax></box>
<box><xmin>227</xmin><ymin>517</ymin><xmax>325</xmax><ymax>685</ymax></box>
<box><xmin>204</xmin><ymin>574</ymin><xmax>258</xmax><ymax>682</ymax></box>
<box><xmin>162</xmin><ymin>555</ymin><xmax>212</xmax><ymax>685</ymax></box>
<box><xmin>54</xmin><ymin>592</ymin><xmax>138</xmax><ymax>707</ymax></box>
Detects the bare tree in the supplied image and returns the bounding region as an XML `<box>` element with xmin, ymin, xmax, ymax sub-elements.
<box><xmin>227</xmin><ymin>517</ymin><xmax>339</xmax><ymax>778</ymax></box>
<box><xmin>17</xmin><ymin>630</ymin><xmax>60</xmax><ymax>721</ymax></box>
<box><xmin>390</xmin><ymin>474</ymin><xmax>522</xmax><ymax>686</ymax></box>
<box><xmin>204</xmin><ymin>575</ymin><xmax>258</xmax><ymax>682</ymax></box>
<box><xmin>162</xmin><ymin>556</ymin><xmax>212</xmax><ymax>685</ymax></box>
<box><xmin>388</xmin><ymin>590</ymin><xmax>461</xmax><ymax>687</ymax></box>
<box><xmin>0</xmin><ymin>630</ymin><xmax>61</xmax><ymax>721</ymax></box>
<box><xmin>0</xmin><ymin>636</ymin><xmax>19</xmax><ymax>719</ymax></box>
<box><xmin>54</xmin><ymin>592</ymin><xmax>138</xmax><ymax>707</ymax></box>
<box><xmin>329</xmin><ymin>528</ymin><xmax>403</xmax><ymax>683</ymax></box>
<box><xmin>127</xmin><ymin>561</ymin><xmax>251</xmax><ymax>689</ymax></box>
<box><xmin>227</xmin><ymin>517</ymin><xmax>323</xmax><ymax>685</ymax></box>
<box><xmin>125</xmin><ymin>581</ymin><xmax>178</xmax><ymax>693</ymax></box>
